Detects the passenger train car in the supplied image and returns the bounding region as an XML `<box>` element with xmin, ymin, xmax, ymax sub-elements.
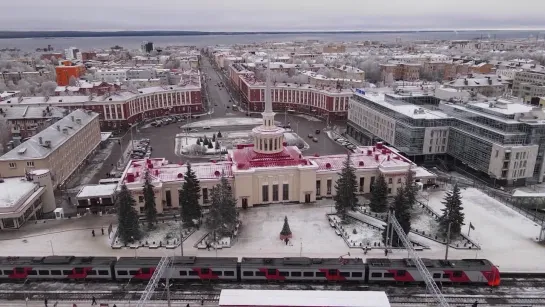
<box><xmin>0</xmin><ymin>256</ymin><xmax>500</xmax><ymax>286</ymax></box>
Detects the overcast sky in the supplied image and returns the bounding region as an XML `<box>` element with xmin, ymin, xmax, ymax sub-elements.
<box><xmin>2</xmin><ymin>0</ymin><xmax>545</xmax><ymax>32</ymax></box>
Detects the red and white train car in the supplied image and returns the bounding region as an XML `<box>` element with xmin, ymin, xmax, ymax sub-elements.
<box><xmin>366</xmin><ymin>258</ymin><xmax>500</xmax><ymax>286</ymax></box>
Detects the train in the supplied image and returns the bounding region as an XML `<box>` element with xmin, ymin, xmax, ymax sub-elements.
<box><xmin>0</xmin><ymin>255</ymin><xmax>501</xmax><ymax>286</ymax></box>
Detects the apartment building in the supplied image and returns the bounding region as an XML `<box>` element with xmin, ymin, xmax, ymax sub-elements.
<box><xmin>1</xmin><ymin>71</ymin><xmax>52</xmax><ymax>83</ymax></box>
<box><xmin>512</xmin><ymin>70</ymin><xmax>545</xmax><ymax>101</ymax></box>
<box><xmin>0</xmin><ymin>109</ymin><xmax>101</xmax><ymax>187</ymax></box>
<box><xmin>347</xmin><ymin>90</ymin><xmax>545</xmax><ymax>186</ymax></box>
<box><xmin>56</xmin><ymin>63</ymin><xmax>86</xmax><ymax>86</ymax></box>
<box><xmin>380</xmin><ymin>63</ymin><xmax>421</xmax><ymax>83</ymax></box>
<box><xmin>95</xmin><ymin>69</ymin><xmax>128</xmax><ymax>82</ymax></box>
<box><xmin>444</xmin><ymin>76</ymin><xmax>507</xmax><ymax>97</ymax></box>
<box><xmin>0</xmin><ymin>105</ymin><xmax>66</xmax><ymax>141</ymax></box>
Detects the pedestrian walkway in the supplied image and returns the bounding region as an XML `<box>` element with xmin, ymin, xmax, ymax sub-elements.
<box><xmin>0</xmin><ymin>300</ymin><xmax>218</xmax><ymax>307</ymax></box>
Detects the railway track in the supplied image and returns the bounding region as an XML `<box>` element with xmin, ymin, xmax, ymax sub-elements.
<box><xmin>389</xmin><ymin>294</ymin><xmax>545</xmax><ymax>305</ymax></box>
<box><xmin>0</xmin><ymin>290</ymin><xmax>221</xmax><ymax>302</ymax></box>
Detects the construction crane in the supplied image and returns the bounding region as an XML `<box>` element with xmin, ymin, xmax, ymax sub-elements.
<box><xmin>135</xmin><ymin>256</ymin><xmax>172</xmax><ymax>307</ymax></box>
<box><xmin>386</xmin><ymin>212</ymin><xmax>450</xmax><ymax>307</ymax></box>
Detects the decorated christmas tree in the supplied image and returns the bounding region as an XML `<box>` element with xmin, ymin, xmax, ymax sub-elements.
<box><xmin>279</xmin><ymin>216</ymin><xmax>292</xmax><ymax>240</ymax></box>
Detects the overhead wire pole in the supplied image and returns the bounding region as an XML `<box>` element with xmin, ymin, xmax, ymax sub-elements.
<box><xmin>387</xmin><ymin>213</ymin><xmax>450</xmax><ymax>307</ymax></box>
<box><xmin>135</xmin><ymin>256</ymin><xmax>172</xmax><ymax>307</ymax></box>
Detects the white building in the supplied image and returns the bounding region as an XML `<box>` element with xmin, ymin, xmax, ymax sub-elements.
<box><xmin>95</xmin><ymin>69</ymin><xmax>128</xmax><ymax>83</ymax></box>
<box><xmin>0</xmin><ymin>169</ymin><xmax>56</xmax><ymax>230</ymax></box>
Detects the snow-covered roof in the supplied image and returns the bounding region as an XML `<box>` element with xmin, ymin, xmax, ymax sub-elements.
<box><xmin>76</xmin><ymin>184</ymin><xmax>117</xmax><ymax>199</ymax></box>
<box><xmin>1</xmin><ymin>84</ymin><xmax>199</xmax><ymax>106</ymax></box>
<box><xmin>241</xmin><ymin>75</ymin><xmax>354</xmax><ymax>95</ymax></box>
<box><xmin>447</xmin><ymin>77</ymin><xmax>505</xmax><ymax>88</ymax></box>
<box><xmin>0</xmin><ymin>177</ymin><xmax>39</xmax><ymax>210</ymax></box>
<box><xmin>352</xmin><ymin>92</ymin><xmax>449</xmax><ymax>120</ymax></box>
<box><xmin>0</xmin><ymin>105</ymin><xmax>65</xmax><ymax>120</ymax></box>
<box><xmin>335</xmin><ymin>65</ymin><xmax>364</xmax><ymax>74</ymax></box>
<box><xmin>218</xmin><ymin>290</ymin><xmax>391</xmax><ymax>307</ymax></box>
<box><xmin>0</xmin><ymin>109</ymin><xmax>98</xmax><ymax>161</ymax></box>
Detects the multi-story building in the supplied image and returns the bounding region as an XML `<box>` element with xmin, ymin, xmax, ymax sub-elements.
<box><xmin>235</xmin><ymin>70</ymin><xmax>352</xmax><ymax>120</ymax></box>
<box><xmin>323</xmin><ymin>44</ymin><xmax>346</xmax><ymax>53</ymax></box>
<box><xmin>512</xmin><ymin>70</ymin><xmax>545</xmax><ymax>102</ymax></box>
<box><xmin>55</xmin><ymin>81</ymin><xmax>121</xmax><ymax>96</ymax></box>
<box><xmin>380</xmin><ymin>63</ymin><xmax>421</xmax><ymax>83</ymax></box>
<box><xmin>55</xmin><ymin>63</ymin><xmax>86</xmax><ymax>86</ymax></box>
<box><xmin>64</xmin><ymin>47</ymin><xmax>80</xmax><ymax>61</ymax></box>
<box><xmin>0</xmin><ymin>83</ymin><xmax>203</xmax><ymax>130</ymax></box>
<box><xmin>95</xmin><ymin>69</ymin><xmax>128</xmax><ymax>83</ymax></box>
<box><xmin>444</xmin><ymin>76</ymin><xmax>506</xmax><ymax>97</ymax></box>
<box><xmin>0</xmin><ymin>109</ymin><xmax>101</xmax><ymax>187</ymax></box>
<box><xmin>347</xmin><ymin>90</ymin><xmax>545</xmax><ymax>186</ymax></box>
<box><xmin>1</xmin><ymin>71</ymin><xmax>52</xmax><ymax>83</ymax></box>
<box><xmin>333</xmin><ymin>65</ymin><xmax>365</xmax><ymax>81</ymax></box>
<box><xmin>141</xmin><ymin>41</ymin><xmax>154</xmax><ymax>53</ymax></box>
<box><xmin>0</xmin><ymin>105</ymin><xmax>66</xmax><ymax>141</ymax></box>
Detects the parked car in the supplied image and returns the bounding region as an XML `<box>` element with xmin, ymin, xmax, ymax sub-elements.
<box><xmin>315</xmin><ymin>130</ymin><xmax>321</xmax><ymax>134</ymax></box>
<box><xmin>313</xmin><ymin>137</ymin><xmax>318</xmax><ymax>142</ymax></box>
<box><xmin>203</xmin><ymin>126</ymin><xmax>211</xmax><ymax>130</ymax></box>
<box><xmin>308</xmin><ymin>134</ymin><xmax>313</xmax><ymax>138</ymax></box>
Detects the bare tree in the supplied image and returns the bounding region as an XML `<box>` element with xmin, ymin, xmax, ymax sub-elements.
<box><xmin>39</xmin><ymin>81</ymin><xmax>57</xmax><ymax>96</ymax></box>
<box><xmin>68</xmin><ymin>76</ymin><xmax>78</xmax><ymax>87</ymax></box>
<box><xmin>0</xmin><ymin>119</ymin><xmax>12</xmax><ymax>154</ymax></box>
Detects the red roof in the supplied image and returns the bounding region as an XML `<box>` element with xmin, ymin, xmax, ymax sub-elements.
<box><xmin>231</xmin><ymin>146</ymin><xmax>307</xmax><ymax>170</ymax></box>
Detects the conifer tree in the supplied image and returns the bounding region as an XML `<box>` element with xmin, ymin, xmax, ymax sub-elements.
<box><xmin>370</xmin><ymin>173</ymin><xmax>388</xmax><ymax>213</ymax></box>
<box><xmin>116</xmin><ymin>183</ymin><xmax>141</xmax><ymax>244</ymax></box>
<box><xmin>196</xmin><ymin>139</ymin><xmax>201</xmax><ymax>145</ymax></box>
<box><xmin>208</xmin><ymin>141</ymin><xmax>213</xmax><ymax>149</ymax></box>
<box><xmin>280</xmin><ymin>216</ymin><xmax>292</xmax><ymax>238</ymax></box>
<box><xmin>439</xmin><ymin>184</ymin><xmax>465</xmax><ymax>240</ymax></box>
<box><xmin>179</xmin><ymin>163</ymin><xmax>202</xmax><ymax>227</ymax></box>
<box><xmin>217</xmin><ymin>131</ymin><xmax>222</xmax><ymax>138</ymax></box>
<box><xmin>142</xmin><ymin>170</ymin><xmax>158</xmax><ymax>230</ymax></box>
<box><xmin>206</xmin><ymin>174</ymin><xmax>238</xmax><ymax>242</ymax></box>
<box><xmin>382</xmin><ymin>187</ymin><xmax>411</xmax><ymax>247</ymax></box>
<box><xmin>212</xmin><ymin>133</ymin><xmax>216</xmax><ymax>142</ymax></box>
<box><xmin>215</xmin><ymin>140</ymin><xmax>220</xmax><ymax>150</ymax></box>
<box><xmin>334</xmin><ymin>153</ymin><xmax>358</xmax><ymax>222</ymax></box>
<box><xmin>203</xmin><ymin>136</ymin><xmax>209</xmax><ymax>146</ymax></box>
<box><xmin>404</xmin><ymin>170</ymin><xmax>417</xmax><ymax>209</ymax></box>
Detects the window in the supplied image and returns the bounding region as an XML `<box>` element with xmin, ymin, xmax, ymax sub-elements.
<box><xmin>326</xmin><ymin>179</ymin><xmax>332</xmax><ymax>195</ymax></box>
<box><xmin>291</xmin><ymin>272</ymin><xmax>302</xmax><ymax>277</ymax></box>
<box><xmin>352</xmin><ymin>272</ymin><xmax>362</xmax><ymax>277</ymax></box>
<box><xmin>224</xmin><ymin>271</ymin><xmax>234</xmax><ymax>276</ymax></box>
<box><xmin>28</xmin><ymin>270</ymin><xmax>37</xmax><ymax>275</ymax></box>
<box><xmin>26</xmin><ymin>161</ymin><xmax>34</xmax><ymax>167</ymax></box>
<box><xmin>433</xmin><ymin>273</ymin><xmax>441</xmax><ymax>278</ymax></box>
<box><xmin>179</xmin><ymin>271</ymin><xmax>187</xmax><ymax>276</ymax></box>
<box><xmin>98</xmin><ymin>270</ymin><xmax>109</xmax><ymax>276</ymax></box>
<box><xmin>38</xmin><ymin>270</ymin><xmax>49</xmax><ymax>275</ymax></box>
<box><xmin>262</xmin><ymin>185</ymin><xmax>269</xmax><ymax>202</ymax></box>
<box><xmin>388</xmin><ymin>188</ymin><xmax>392</xmax><ymax>194</ymax></box>
<box><xmin>51</xmin><ymin>270</ymin><xmax>61</xmax><ymax>276</ymax></box>
<box><xmin>388</xmin><ymin>178</ymin><xmax>393</xmax><ymax>184</ymax></box>
<box><xmin>279</xmin><ymin>271</ymin><xmax>289</xmax><ymax>276</ymax></box>
<box><xmin>359</xmin><ymin>177</ymin><xmax>364</xmax><ymax>192</ymax></box>
<box><xmin>62</xmin><ymin>270</ymin><xmax>72</xmax><ymax>275</ymax></box>
<box><xmin>316</xmin><ymin>180</ymin><xmax>321</xmax><ymax>196</ymax></box>
<box><xmin>453</xmin><ymin>271</ymin><xmax>462</xmax><ymax>277</ymax></box>
<box><xmin>397</xmin><ymin>178</ymin><xmax>402</xmax><ymax>184</ymax></box>
<box><xmin>256</xmin><ymin>271</ymin><xmax>265</xmax><ymax>276</ymax></box>
<box><xmin>371</xmin><ymin>272</ymin><xmax>382</xmax><ymax>278</ymax></box>
<box><xmin>8</xmin><ymin>162</ymin><xmax>16</xmax><ymax>169</ymax></box>
<box><xmin>316</xmin><ymin>272</ymin><xmax>325</xmax><ymax>277</ymax></box>
<box><xmin>129</xmin><ymin>270</ymin><xmax>138</xmax><ymax>275</ymax></box>
<box><xmin>282</xmin><ymin>184</ymin><xmax>289</xmax><ymax>200</ymax></box>
<box><xmin>88</xmin><ymin>270</ymin><xmax>97</xmax><ymax>276</ymax></box>
<box><xmin>442</xmin><ymin>273</ymin><xmax>450</xmax><ymax>278</ymax></box>
<box><xmin>303</xmin><ymin>272</ymin><xmax>314</xmax><ymax>277</ymax></box>
<box><xmin>397</xmin><ymin>270</ymin><xmax>406</xmax><ymax>276</ymax></box>
<box><xmin>117</xmin><ymin>271</ymin><xmax>128</xmax><ymax>276</ymax></box>
<box><xmin>272</xmin><ymin>184</ymin><xmax>279</xmax><ymax>202</ymax></box>
<box><xmin>188</xmin><ymin>271</ymin><xmax>198</xmax><ymax>276</ymax></box>
<box><xmin>370</xmin><ymin>176</ymin><xmax>375</xmax><ymax>191</ymax></box>
<box><xmin>243</xmin><ymin>271</ymin><xmax>254</xmax><ymax>276</ymax></box>
<box><xmin>212</xmin><ymin>271</ymin><xmax>223</xmax><ymax>276</ymax></box>
<box><xmin>267</xmin><ymin>269</ymin><xmax>277</xmax><ymax>275</ymax></box>
<box><xmin>202</xmin><ymin>188</ymin><xmax>208</xmax><ymax>202</ymax></box>
<box><xmin>328</xmin><ymin>269</ymin><xmax>337</xmax><ymax>276</ymax></box>
<box><xmin>340</xmin><ymin>272</ymin><xmax>350</xmax><ymax>277</ymax></box>
<box><xmin>138</xmin><ymin>196</ymin><xmax>144</xmax><ymax>203</ymax></box>
<box><xmin>384</xmin><ymin>273</ymin><xmax>394</xmax><ymax>278</ymax></box>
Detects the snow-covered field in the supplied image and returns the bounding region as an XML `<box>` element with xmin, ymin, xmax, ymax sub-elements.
<box><xmin>329</xmin><ymin>214</ymin><xmax>382</xmax><ymax>248</ymax></box>
<box><xmin>0</xmin><ymin>187</ymin><xmax>543</xmax><ymax>272</ymax></box>
<box><xmin>181</xmin><ymin>118</ymin><xmax>276</xmax><ymax>128</ymax></box>
<box><xmin>175</xmin><ymin>130</ymin><xmax>308</xmax><ymax>156</ymax></box>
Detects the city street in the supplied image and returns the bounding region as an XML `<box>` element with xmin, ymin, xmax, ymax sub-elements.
<box><xmin>201</xmin><ymin>55</ymin><xmax>242</xmax><ymax>118</ymax></box>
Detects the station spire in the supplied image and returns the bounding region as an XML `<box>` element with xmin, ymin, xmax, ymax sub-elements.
<box><xmin>262</xmin><ymin>55</ymin><xmax>275</xmax><ymax>129</ymax></box>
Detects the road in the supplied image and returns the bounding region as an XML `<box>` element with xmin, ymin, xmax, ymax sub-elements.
<box><xmin>200</xmin><ymin>55</ymin><xmax>241</xmax><ymax>118</ymax></box>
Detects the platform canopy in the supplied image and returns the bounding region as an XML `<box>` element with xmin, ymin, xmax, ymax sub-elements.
<box><xmin>219</xmin><ymin>289</ymin><xmax>390</xmax><ymax>307</ymax></box>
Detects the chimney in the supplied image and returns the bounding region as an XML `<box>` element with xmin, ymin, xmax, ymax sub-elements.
<box><xmin>56</xmin><ymin>125</ymin><xmax>60</xmax><ymax>131</ymax></box>
<box><xmin>38</xmin><ymin>137</ymin><xmax>43</xmax><ymax>144</ymax></box>
<box><xmin>62</xmin><ymin>128</ymin><xmax>68</xmax><ymax>134</ymax></box>
<box><xmin>75</xmin><ymin>118</ymin><xmax>82</xmax><ymax>125</ymax></box>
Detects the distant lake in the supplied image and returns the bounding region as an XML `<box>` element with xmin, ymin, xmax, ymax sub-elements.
<box><xmin>0</xmin><ymin>30</ymin><xmax>539</xmax><ymax>51</ymax></box>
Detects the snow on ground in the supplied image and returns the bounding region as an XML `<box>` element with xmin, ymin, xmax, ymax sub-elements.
<box><xmin>65</xmin><ymin>141</ymin><xmax>115</xmax><ymax>190</ymax></box>
<box><xmin>296</xmin><ymin>114</ymin><xmax>321</xmax><ymax>122</ymax></box>
<box><xmin>175</xmin><ymin>130</ymin><xmax>308</xmax><ymax>156</ymax></box>
<box><xmin>181</xmin><ymin>117</ymin><xmax>274</xmax><ymax>128</ymax></box>
<box><xmin>0</xmin><ymin>189</ymin><xmax>544</xmax><ymax>272</ymax></box>
<box><xmin>330</xmin><ymin>214</ymin><xmax>382</xmax><ymax>248</ymax></box>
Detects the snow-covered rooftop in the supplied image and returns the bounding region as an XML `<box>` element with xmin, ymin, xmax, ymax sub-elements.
<box><xmin>0</xmin><ymin>109</ymin><xmax>98</xmax><ymax>161</ymax></box>
<box><xmin>353</xmin><ymin>92</ymin><xmax>449</xmax><ymax>120</ymax></box>
<box><xmin>219</xmin><ymin>290</ymin><xmax>390</xmax><ymax>307</ymax></box>
<box><xmin>231</xmin><ymin>145</ymin><xmax>310</xmax><ymax>171</ymax></box>
<box><xmin>446</xmin><ymin>76</ymin><xmax>505</xmax><ymax>88</ymax></box>
<box><xmin>0</xmin><ymin>105</ymin><xmax>66</xmax><ymax>120</ymax></box>
<box><xmin>0</xmin><ymin>177</ymin><xmax>39</xmax><ymax>210</ymax></box>
<box><xmin>241</xmin><ymin>75</ymin><xmax>354</xmax><ymax>95</ymax></box>
<box><xmin>76</xmin><ymin>184</ymin><xmax>117</xmax><ymax>199</ymax></box>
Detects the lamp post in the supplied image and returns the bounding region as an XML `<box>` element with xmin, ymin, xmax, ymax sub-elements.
<box><xmin>48</xmin><ymin>240</ymin><xmax>54</xmax><ymax>256</ymax></box>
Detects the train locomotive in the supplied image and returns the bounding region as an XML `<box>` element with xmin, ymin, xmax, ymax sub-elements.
<box><xmin>0</xmin><ymin>255</ymin><xmax>500</xmax><ymax>286</ymax></box>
